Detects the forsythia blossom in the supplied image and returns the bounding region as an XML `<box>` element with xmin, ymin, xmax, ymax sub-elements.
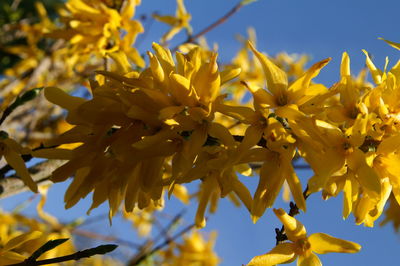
<box><xmin>246</xmin><ymin>209</ymin><xmax>361</xmax><ymax>266</ymax></box>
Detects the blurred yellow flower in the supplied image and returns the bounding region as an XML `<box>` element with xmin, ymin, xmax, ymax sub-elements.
<box><xmin>154</xmin><ymin>0</ymin><xmax>192</xmax><ymax>43</ymax></box>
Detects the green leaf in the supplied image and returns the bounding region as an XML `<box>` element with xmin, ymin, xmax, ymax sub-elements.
<box><xmin>29</xmin><ymin>238</ymin><xmax>69</xmax><ymax>261</ymax></box>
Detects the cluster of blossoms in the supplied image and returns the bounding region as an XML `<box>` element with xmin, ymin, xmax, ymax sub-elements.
<box><xmin>2</xmin><ymin>0</ymin><xmax>400</xmax><ymax>264</ymax></box>
<box><xmin>35</xmin><ymin>40</ymin><xmax>400</xmax><ymax>231</ymax></box>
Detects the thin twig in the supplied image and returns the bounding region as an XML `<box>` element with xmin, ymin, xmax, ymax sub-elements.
<box><xmin>172</xmin><ymin>1</ymin><xmax>244</xmax><ymax>51</ymax></box>
<box><xmin>72</xmin><ymin>228</ymin><xmax>141</xmax><ymax>249</ymax></box>
<box><xmin>0</xmin><ymin>160</ymin><xmax>64</xmax><ymax>199</ymax></box>
<box><xmin>128</xmin><ymin>222</ymin><xmax>196</xmax><ymax>266</ymax></box>
<box><xmin>8</xmin><ymin>244</ymin><xmax>118</xmax><ymax>266</ymax></box>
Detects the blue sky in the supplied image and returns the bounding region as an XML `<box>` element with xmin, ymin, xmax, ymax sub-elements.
<box><xmin>2</xmin><ymin>0</ymin><xmax>400</xmax><ymax>265</ymax></box>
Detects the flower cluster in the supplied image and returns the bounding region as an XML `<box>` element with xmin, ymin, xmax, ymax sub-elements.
<box><xmin>34</xmin><ymin>36</ymin><xmax>400</xmax><ymax>232</ymax></box>
<box><xmin>4</xmin><ymin>0</ymin><xmax>400</xmax><ymax>264</ymax></box>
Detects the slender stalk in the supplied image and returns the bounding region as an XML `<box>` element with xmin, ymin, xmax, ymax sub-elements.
<box><xmin>172</xmin><ymin>1</ymin><xmax>244</xmax><ymax>51</ymax></box>
<box><xmin>127</xmin><ymin>223</ymin><xmax>196</xmax><ymax>266</ymax></box>
<box><xmin>7</xmin><ymin>244</ymin><xmax>118</xmax><ymax>266</ymax></box>
<box><xmin>187</xmin><ymin>2</ymin><xmax>244</xmax><ymax>43</ymax></box>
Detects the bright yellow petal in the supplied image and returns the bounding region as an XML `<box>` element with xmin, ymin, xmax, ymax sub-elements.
<box><xmin>288</xmin><ymin>58</ymin><xmax>331</xmax><ymax>101</ymax></box>
<box><xmin>309</xmin><ymin>233</ymin><xmax>361</xmax><ymax>254</ymax></box>
<box><xmin>362</xmin><ymin>50</ymin><xmax>382</xmax><ymax>85</ymax></box>
<box><xmin>273</xmin><ymin>208</ymin><xmax>307</xmax><ymax>241</ymax></box>
<box><xmin>195</xmin><ymin>175</ymin><xmax>218</xmax><ymax>228</ymax></box>
<box><xmin>297</xmin><ymin>253</ymin><xmax>321</xmax><ymax>266</ymax></box>
<box><xmin>377</xmin><ymin>134</ymin><xmax>400</xmax><ymax>154</ymax></box>
<box><xmin>248</xmin><ymin>41</ymin><xmax>288</xmax><ymax>97</ymax></box>
<box><xmin>340</xmin><ymin>52</ymin><xmax>351</xmax><ymax>77</ymax></box>
<box><xmin>285</xmin><ymin>162</ymin><xmax>306</xmax><ymax>212</ymax></box>
<box><xmin>247</xmin><ymin>243</ymin><xmax>296</xmax><ymax>266</ymax></box>
<box><xmin>379</xmin><ymin>37</ymin><xmax>400</xmax><ymax>51</ymax></box>
<box><xmin>251</xmin><ymin>153</ymin><xmax>281</xmax><ymax>223</ymax></box>
<box><xmin>192</xmin><ymin>53</ymin><xmax>220</xmax><ymax>103</ymax></box>
<box><xmin>220</xmin><ymin>67</ymin><xmax>241</xmax><ymax>85</ymax></box>
<box><xmin>342</xmin><ymin>178</ymin><xmax>353</xmax><ymax>219</ymax></box>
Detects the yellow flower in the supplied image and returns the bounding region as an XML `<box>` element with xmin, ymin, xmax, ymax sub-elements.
<box><xmin>246</xmin><ymin>41</ymin><xmax>330</xmax><ymax>114</ymax></box>
<box><xmin>50</xmin><ymin>0</ymin><xmax>144</xmax><ymax>67</ymax></box>
<box><xmin>153</xmin><ymin>0</ymin><xmax>192</xmax><ymax>43</ymax></box>
<box><xmin>247</xmin><ymin>209</ymin><xmax>361</xmax><ymax>266</ymax></box>
<box><xmin>161</xmin><ymin>231</ymin><xmax>219</xmax><ymax>266</ymax></box>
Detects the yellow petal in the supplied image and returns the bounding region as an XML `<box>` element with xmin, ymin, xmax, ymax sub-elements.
<box><xmin>309</xmin><ymin>233</ymin><xmax>361</xmax><ymax>254</ymax></box>
<box><xmin>377</xmin><ymin>134</ymin><xmax>400</xmax><ymax>154</ymax></box>
<box><xmin>232</xmin><ymin>178</ymin><xmax>252</xmax><ymax>211</ymax></box>
<box><xmin>273</xmin><ymin>208</ymin><xmax>307</xmax><ymax>241</ymax></box>
<box><xmin>208</xmin><ymin>122</ymin><xmax>235</xmax><ymax>148</ymax></box>
<box><xmin>362</xmin><ymin>50</ymin><xmax>382</xmax><ymax>85</ymax></box>
<box><xmin>195</xmin><ymin>176</ymin><xmax>218</xmax><ymax>228</ymax></box>
<box><xmin>220</xmin><ymin>67</ymin><xmax>241</xmax><ymax>85</ymax></box>
<box><xmin>251</xmin><ymin>153</ymin><xmax>282</xmax><ymax>223</ymax></box>
<box><xmin>297</xmin><ymin>253</ymin><xmax>321</xmax><ymax>266</ymax></box>
<box><xmin>284</xmin><ymin>162</ymin><xmax>306</xmax><ymax>212</ymax></box>
<box><xmin>0</xmin><ymin>251</ymin><xmax>27</xmax><ymax>264</ymax></box>
<box><xmin>44</xmin><ymin>87</ymin><xmax>85</xmax><ymax>111</ymax></box>
<box><xmin>246</xmin><ymin>243</ymin><xmax>296</xmax><ymax>266</ymax></box>
<box><xmin>4</xmin><ymin>231</ymin><xmax>42</xmax><ymax>251</ymax></box>
<box><xmin>148</xmin><ymin>51</ymin><xmax>165</xmax><ymax>84</ymax></box>
<box><xmin>4</xmin><ymin>149</ymin><xmax>38</xmax><ymax>193</ymax></box>
<box><xmin>356</xmin><ymin>163</ymin><xmax>381</xmax><ymax>198</ymax></box>
<box><xmin>108</xmin><ymin>51</ymin><xmax>131</xmax><ymax>73</ymax></box>
<box><xmin>340</xmin><ymin>52</ymin><xmax>351</xmax><ymax>77</ymax></box>
<box><xmin>342</xmin><ymin>178</ymin><xmax>353</xmax><ymax>219</ymax></box>
<box><xmin>379</xmin><ymin>37</ymin><xmax>400</xmax><ymax>51</ymax></box>
<box><xmin>169</xmin><ymin>73</ymin><xmax>198</xmax><ymax>106</ymax></box>
<box><xmin>152</xmin><ymin>42</ymin><xmax>175</xmax><ymax>74</ymax></box>
<box><xmin>288</xmin><ymin>58</ymin><xmax>331</xmax><ymax>101</ymax></box>
<box><xmin>192</xmin><ymin>53</ymin><xmax>220</xmax><ymax>103</ymax></box>
<box><xmin>248</xmin><ymin>41</ymin><xmax>288</xmax><ymax>97</ymax></box>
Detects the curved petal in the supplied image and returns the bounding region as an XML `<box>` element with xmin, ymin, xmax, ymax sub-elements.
<box><xmin>309</xmin><ymin>233</ymin><xmax>361</xmax><ymax>254</ymax></box>
<box><xmin>248</xmin><ymin>41</ymin><xmax>288</xmax><ymax>97</ymax></box>
<box><xmin>4</xmin><ymin>149</ymin><xmax>38</xmax><ymax>193</ymax></box>
<box><xmin>247</xmin><ymin>243</ymin><xmax>296</xmax><ymax>266</ymax></box>
<box><xmin>273</xmin><ymin>208</ymin><xmax>307</xmax><ymax>241</ymax></box>
<box><xmin>4</xmin><ymin>231</ymin><xmax>42</xmax><ymax>251</ymax></box>
<box><xmin>297</xmin><ymin>253</ymin><xmax>322</xmax><ymax>266</ymax></box>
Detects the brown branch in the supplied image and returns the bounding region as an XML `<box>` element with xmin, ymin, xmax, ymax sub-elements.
<box><xmin>8</xmin><ymin>244</ymin><xmax>118</xmax><ymax>266</ymax></box>
<box><xmin>187</xmin><ymin>2</ymin><xmax>244</xmax><ymax>43</ymax></box>
<box><xmin>172</xmin><ymin>1</ymin><xmax>244</xmax><ymax>51</ymax></box>
<box><xmin>126</xmin><ymin>210</ymin><xmax>188</xmax><ymax>266</ymax></box>
<box><xmin>127</xmin><ymin>222</ymin><xmax>196</xmax><ymax>266</ymax></box>
<box><xmin>71</xmin><ymin>228</ymin><xmax>141</xmax><ymax>249</ymax></box>
<box><xmin>0</xmin><ymin>160</ymin><xmax>64</xmax><ymax>199</ymax></box>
